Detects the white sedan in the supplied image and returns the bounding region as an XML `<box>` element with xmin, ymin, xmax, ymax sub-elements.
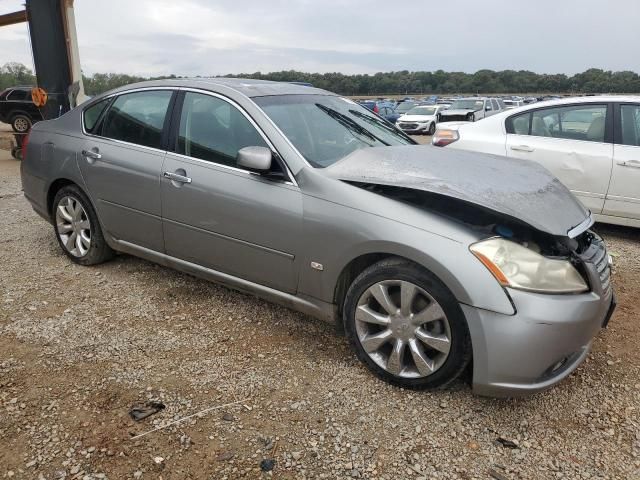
<box><xmin>433</xmin><ymin>96</ymin><xmax>640</xmax><ymax>228</ymax></box>
<box><xmin>396</xmin><ymin>104</ymin><xmax>447</xmax><ymax>135</ymax></box>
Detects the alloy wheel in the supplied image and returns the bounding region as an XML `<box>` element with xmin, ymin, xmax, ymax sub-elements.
<box><xmin>14</xmin><ymin>116</ymin><xmax>29</xmax><ymax>132</ymax></box>
<box><xmin>55</xmin><ymin>196</ymin><xmax>91</xmax><ymax>257</ymax></box>
<box><xmin>354</xmin><ymin>280</ymin><xmax>451</xmax><ymax>378</ymax></box>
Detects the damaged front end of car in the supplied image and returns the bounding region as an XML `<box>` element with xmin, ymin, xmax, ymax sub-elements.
<box><xmin>325</xmin><ymin>145</ymin><xmax>615</xmax><ymax>395</ymax></box>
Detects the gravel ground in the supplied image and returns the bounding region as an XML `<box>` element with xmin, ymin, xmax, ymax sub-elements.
<box><xmin>1</xmin><ymin>143</ymin><xmax>639</xmax><ymax>480</ymax></box>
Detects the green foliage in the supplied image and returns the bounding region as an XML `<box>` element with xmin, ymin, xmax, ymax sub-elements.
<box><xmin>1</xmin><ymin>62</ymin><xmax>640</xmax><ymax>96</ymax></box>
<box><xmin>0</xmin><ymin>62</ymin><xmax>36</xmax><ymax>90</ymax></box>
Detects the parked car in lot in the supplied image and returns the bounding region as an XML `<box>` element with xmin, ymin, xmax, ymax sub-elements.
<box><xmin>0</xmin><ymin>86</ymin><xmax>44</xmax><ymax>133</ymax></box>
<box><xmin>377</xmin><ymin>105</ymin><xmax>401</xmax><ymax>124</ymax></box>
<box><xmin>503</xmin><ymin>99</ymin><xmax>524</xmax><ymax>109</ymax></box>
<box><xmin>396</xmin><ymin>104</ymin><xmax>447</xmax><ymax>135</ymax></box>
<box><xmin>438</xmin><ymin>97</ymin><xmax>502</xmax><ymax>122</ymax></box>
<box><xmin>433</xmin><ymin>96</ymin><xmax>640</xmax><ymax>228</ymax></box>
<box><xmin>21</xmin><ymin>79</ymin><xmax>615</xmax><ymax>397</ymax></box>
<box><xmin>358</xmin><ymin>100</ymin><xmax>379</xmax><ymax>113</ymax></box>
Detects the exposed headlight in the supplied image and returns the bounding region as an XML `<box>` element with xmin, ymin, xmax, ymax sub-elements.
<box><xmin>470</xmin><ymin>238</ymin><xmax>588</xmax><ymax>294</ymax></box>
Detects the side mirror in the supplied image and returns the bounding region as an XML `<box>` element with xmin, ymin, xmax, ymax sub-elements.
<box><xmin>485</xmin><ymin>106</ymin><xmax>492</xmax><ymax>111</ymax></box>
<box><xmin>237</xmin><ymin>146</ymin><xmax>272</xmax><ymax>172</ymax></box>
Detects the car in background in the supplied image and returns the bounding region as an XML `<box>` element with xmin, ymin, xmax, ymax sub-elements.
<box><xmin>0</xmin><ymin>86</ymin><xmax>44</xmax><ymax>133</ymax></box>
<box><xmin>396</xmin><ymin>104</ymin><xmax>448</xmax><ymax>135</ymax></box>
<box><xmin>378</xmin><ymin>105</ymin><xmax>402</xmax><ymax>124</ymax></box>
<box><xmin>432</xmin><ymin>96</ymin><xmax>640</xmax><ymax>227</ymax></box>
<box><xmin>393</xmin><ymin>101</ymin><xmax>420</xmax><ymax>117</ymax></box>
<box><xmin>503</xmin><ymin>99</ymin><xmax>524</xmax><ymax>110</ymax></box>
<box><xmin>21</xmin><ymin>79</ymin><xmax>615</xmax><ymax>397</ymax></box>
<box><xmin>359</xmin><ymin>100</ymin><xmax>380</xmax><ymax>113</ymax></box>
<box><xmin>438</xmin><ymin>97</ymin><xmax>502</xmax><ymax>123</ymax></box>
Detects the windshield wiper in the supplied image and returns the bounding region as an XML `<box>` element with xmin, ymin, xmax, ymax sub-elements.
<box><xmin>315</xmin><ymin>104</ymin><xmax>389</xmax><ymax>146</ymax></box>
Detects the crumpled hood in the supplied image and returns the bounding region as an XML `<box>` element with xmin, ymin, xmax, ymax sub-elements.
<box><xmin>325</xmin><ymin>145</ymin><xmax>590</xmax><ymax>237</ymax></box>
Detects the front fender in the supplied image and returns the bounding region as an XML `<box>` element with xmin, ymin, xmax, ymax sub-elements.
<box><xmin>297</xmin><ymin>192</ymin><xmax>515</xmax><ymax>316</ymax></box>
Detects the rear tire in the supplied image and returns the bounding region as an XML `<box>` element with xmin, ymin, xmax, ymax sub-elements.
<box><xmin>343</xmin><ymin>257</ymin><xmax>471</xmax><ymax>390</ymax></box>
<box><xmin>11</xmin><ymin>114</ymin><xmax>31</xmax><ymax>133</ymax></box>
<box><xmin>52</xmin><ymin>185</ymin><xmax>114</xmax><ymax>266</ymax></box>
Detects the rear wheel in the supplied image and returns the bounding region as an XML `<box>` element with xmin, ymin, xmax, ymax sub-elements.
<box><xmin>343</xmin><ymin>258</ymin><xmax>471</xmax><ymax>390</ymax></box>
<box><xmin>52</xmin><ymin>185</ymin><xmax>114</xmax><ymax>265</ymax></box>
<box><xmin>11</xmin><ymin>114</ymin><xmax>31</xmax><ymax>133</ymax></box>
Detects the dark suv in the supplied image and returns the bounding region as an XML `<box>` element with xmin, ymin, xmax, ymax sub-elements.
<box><xmin>0</xmin><ymin>86</ymin><xmax>43</xmax><ymax>133</ymax></box>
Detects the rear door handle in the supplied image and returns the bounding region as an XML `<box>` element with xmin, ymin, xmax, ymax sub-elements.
<box><xmin>510</xmin><ymin>145</ymin><xmax>534</xmax><ymax>153</ymax></box>
<box><xmin>616</xmin><ymin>159</ymin><xmax>640</xmax><ymax>168</ymax></box>
<box><xmin>81</xmin><ymin>149</ymin><xmax>102</xmax><ymax>162</ymax></box>
<box><xmin>163</xmin><ymin>171</ymin><xmax>192</xmax><ymax>184</ymax></box>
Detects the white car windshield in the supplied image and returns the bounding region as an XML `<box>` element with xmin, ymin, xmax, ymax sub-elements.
<box><xmin>406</xmin><ymin>106</ymin><xmax>437</xmax><ymax>116</ymax></box>
<box><xmin>255</xmin><ymin>95</ymin><xmax>416</xmax><ymax>168</ymax></box>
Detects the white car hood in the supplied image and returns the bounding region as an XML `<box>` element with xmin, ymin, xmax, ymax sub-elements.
<box><xmin>397</xmin><ymin>114</ymin><xmax>437</xmax><ymax>122</ymax></box>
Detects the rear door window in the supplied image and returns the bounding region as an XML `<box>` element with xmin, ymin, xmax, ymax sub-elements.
<box><xmin>101</xmin><ymin>90</ymin><xmax>173</xmax><ymax>149</ymax></box>
<box><xmin>7</xmin><ymin>89</ymin><xmax>29</xmax><ymax>101</ymax></box>
<box><xmin>491</xmin><ymin>99</ymin><xmax>499</xmax><ymax>111</ymax></box>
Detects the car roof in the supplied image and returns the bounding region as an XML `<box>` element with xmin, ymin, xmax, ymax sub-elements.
<box><xmin>104</xmin><ymin>77</ymin><xmax>334</xmax><ymax>99</ymax></box>
<box><xmin>496</xmin><ymin>95</ymin><xmax>640</xmax><ymax>117</ymax></box>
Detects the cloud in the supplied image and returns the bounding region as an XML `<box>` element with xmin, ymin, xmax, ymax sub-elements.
<box><xmin>0</xmin><ymin>0</ymin><xmax>637</xmax><ymax>76</ymax></box>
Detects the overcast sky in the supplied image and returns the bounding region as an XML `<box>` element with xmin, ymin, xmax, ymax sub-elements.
<box><xmin>0</xmin><ymin>0</ymin><xmax>638</xmax><ymax>77</ymax></box>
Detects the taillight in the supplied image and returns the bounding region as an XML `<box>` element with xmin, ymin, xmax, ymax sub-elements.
<box><xmin>21</xmin><ymin>131</ymin><xmax>30</xmax><ymax>159</ymax></box>
<box><xmin>432</xmin><ymin>129</ymin><xmax>459</xmax><ymax>147</ymax></box>
<box><xmin>373</xmin><ymin>104</ymin><xmax>379</xmax><ymax>113</ymax></box>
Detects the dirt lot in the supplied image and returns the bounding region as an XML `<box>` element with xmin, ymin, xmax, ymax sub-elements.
<box><xmin>1</xmin><ymin>135</ymin><xmax>639</xmax><ymax>480</ymax></box>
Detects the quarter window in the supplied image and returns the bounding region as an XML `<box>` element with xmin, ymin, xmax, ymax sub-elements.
<box><xmin>506</xmin><ymin>104</ymin><xmax>607</xmax><ymax>143</ymax></box>
<box><xmin>176</xmin><ymin>92</ymin><xmax>268</xmax><ymax>168</ymax></box>
<box><xmin>83</xmin><ymin>98</ymin><xmax>110</xmax><ymax>134</ymax></box>
<box><xmin>507</xmin><ymin>111</ymin><xmax>530</xmax><ymax>135</ymax></box>
<box><xmin>620</xmin><ymin>104</ymin><xmax>640</xmax><ymax>147</ymax></box>
<box><xmin>101</xmin><ymin>90</ymin><xmax>173</xmax><ymax>149</ymax></box>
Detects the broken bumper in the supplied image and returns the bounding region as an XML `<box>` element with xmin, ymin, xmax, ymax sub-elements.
<box><xmin>462</xmin><ymin>286</ymin><xmax>615</xmax><ymax>397</ymax></box>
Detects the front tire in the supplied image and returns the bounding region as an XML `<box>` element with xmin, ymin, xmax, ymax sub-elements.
<box><xmin>428</xmin><ymin>122</ymin><xmax>436</xmax><ymax>135</ymax></box>
<box><xmin>11</xmin><ymin>114</ymin><xmax>31</xmax><ymax>133</ymax></box>
<box><xmin>343</xmin><ymin>258</ymin><xmax>471</xmax><ymax>390</ymax></box>
<box><xmin>52</xmin><ymin>185</ymin><xmax>114</xmax><ymax>265</ymax></box>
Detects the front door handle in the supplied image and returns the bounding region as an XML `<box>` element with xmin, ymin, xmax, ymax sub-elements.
<box><xmin>510</xmin><ymin>145</ymin><xmax>534</xmax><ymax>153</ymax></box>
<box><xmin>81</xmin><ymin>149</ymin><xmax>102</xmax><ymax>163</ymax></box>
<box><xmin>616</xmin><ymin>159</ymin><xmax>640</xmax><ymax>168</ymax></box>
<box><xmin>163</xmin><ymin>171</ymin><xmax>192</xmax><ymax>184</ymax></box>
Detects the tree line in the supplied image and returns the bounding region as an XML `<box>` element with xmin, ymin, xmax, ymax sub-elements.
<box><xmin>2</xmin><ymin>61</ymin><xmax>640</xmax><ymax>97</ymax></box>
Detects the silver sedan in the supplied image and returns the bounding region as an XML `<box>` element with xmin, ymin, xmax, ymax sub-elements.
<box><xmin>20</xmin><ymin>79</ymin><xmax>615</xmax><ymax>396</ymax></box>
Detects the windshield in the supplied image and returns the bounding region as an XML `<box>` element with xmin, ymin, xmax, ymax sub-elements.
<box><xmin>255</xmin><ymin>95</ymin><xmax>415</xmax><ymax>168</ymax></box>
<box><xmin>450</xmin><ymin>99</ymin><xmax>484</xmax><ymax>111</ymax></box>
<box><xmin>395</xmin><ymin>102</ymin><xmax>415</xmax><ymax>113</ymax></box>
<box><xmin>406</xmin><ymin>106</ymin><xmax>437</xmax><ymax>116</ymax></box>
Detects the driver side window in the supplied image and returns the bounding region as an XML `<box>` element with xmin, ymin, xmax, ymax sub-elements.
<box><xmin>176</xmin><ymin>92</ymin><xmax>269</xmax><ymax>168</ymax></box>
